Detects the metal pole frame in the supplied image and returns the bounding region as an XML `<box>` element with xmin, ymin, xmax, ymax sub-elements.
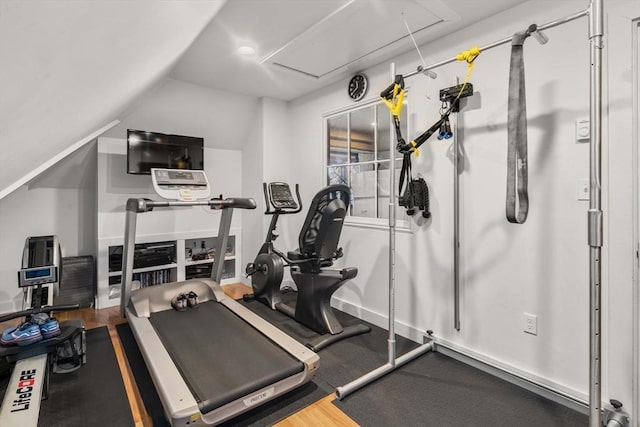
<box><xmin>453</xmin><ymin>89</ymin><xmax>461</xmax><ymax>331</ymax></box>
<box><xmin>588</xmin><ymin>1</ymin><xmax>604</xmax><ymax>426</ymax></box>
<box><xmin>388</xmin><ymin>62</ymin><xmax>397</xmax><ymax>366</ymax></box>
<box><xmin>211</xmin><ymin>208</ymin><xmax>234</xmax><ymax>284</ymax></box>
<box><xmin>120</xmin><ymin>200</ymin><xmax>140</xmax><ymax>318</ymax></box>
<box><xmin>335</xmin><ymin>63</ymin><xmax>435</xmax><ymax>400</ymax></box>
<box><xmin>336</xmin><ymin>5</ymin><xmax>605</xmax><ymax>425</ymax></box>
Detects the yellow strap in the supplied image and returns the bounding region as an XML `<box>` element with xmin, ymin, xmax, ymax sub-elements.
<box><xmin>409</xmin><ymin>140</ymin><xmax>420</xmax><ymax>156</ymax></box>
<box><xmin>380</xmin><ymin>83</ymin><xmax>406</xmax><ymax>117</ymax></box>
<box><xmin>384</xmin><ymin>47</ymin><xmax>480</xmax><ymax>158</ymax></box>
<box><xmin>456</xmin><ymin>45</ymin><xmax>481</xmax><ymax>63</ymax></box>
<box><xmin>453</xmin><ymin>45</ymin><xmax>481</xmax><ymax>103</ymax></box>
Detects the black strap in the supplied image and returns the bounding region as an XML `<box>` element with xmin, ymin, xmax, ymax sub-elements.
<box><xmin>506</xmin><ymin>26</ymin><xmax>536</xmax><ymax>224</ymax></box>
<box><xmin>399</xmin><ymin>153</ymin><xmax>413</xmax><ymax>201</ymax></box>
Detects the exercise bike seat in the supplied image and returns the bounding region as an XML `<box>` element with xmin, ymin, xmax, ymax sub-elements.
<box><xmin>286</xmin><ymin>249</ymin><xmax>335</xmax><ymax>269</ymax></box>
<box><xmin>286</xmin><ymin>250</ymin><xmax>305</xmax><ymax>261</ymax></box>
<box><xmin>293</xmin><ymin>184</ymin><xmax>350</xmax><ymax>271</ymax></box>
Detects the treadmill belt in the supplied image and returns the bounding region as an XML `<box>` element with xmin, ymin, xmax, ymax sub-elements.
<box><xmin>150</xmin><ymin>301</ymin><xmax>304</xmax><ymax>414</ymax></box>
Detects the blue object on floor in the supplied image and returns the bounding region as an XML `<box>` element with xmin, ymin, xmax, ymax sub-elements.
<box><xmin>40</xmin><ymin>317</ymin><xmax>61</xmax><ymax>339</ymax></box>
<box><xmin>1</xmin><ymin>321</ymin><xmax>43</xmax><ymax>346</ymax></box>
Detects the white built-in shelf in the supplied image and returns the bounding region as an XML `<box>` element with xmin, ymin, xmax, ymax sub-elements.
<box><xmin>97</xmin><ymin>229</ymin><xmax>241</xmax><ymax>309</ymax></box>
<box><xmin>184</xmin><ymin>256</ymin><xmax>236</xmax><ymax>266</ymax></box>
<box><xmin>108</xmin><ymin>263</ymin><xmax>179</xmax><ymax>276</ymax></box>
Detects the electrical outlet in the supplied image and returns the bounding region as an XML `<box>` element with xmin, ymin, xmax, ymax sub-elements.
<box><xmin>523</xmin><ymin>313</ymin><xmax>537</xmax><ymax>335</ymax></box>
<box><xmin>576</xmin><ymin>180</ymin><xmax>589</xmax><ymax>201</ymax></box>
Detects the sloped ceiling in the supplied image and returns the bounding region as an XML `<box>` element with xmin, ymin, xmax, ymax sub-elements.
<box><xmin>171</xmin><ymin>0</ymin><xmax>528</xmax><ymax>100</ymax></box>
<box><xmin>0</xmin><ymin>0</ymin><xmax>225</xmax><ymax>195</ymax></box>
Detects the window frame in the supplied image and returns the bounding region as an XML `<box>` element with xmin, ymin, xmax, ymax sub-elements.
<box><xmin>322</xmin><ymin>97</ymin><xmax>411</xmax><ymax>230</ymax></box>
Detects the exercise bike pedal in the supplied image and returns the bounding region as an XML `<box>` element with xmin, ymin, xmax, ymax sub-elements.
<box><xmin>245</xmin><ymin>262</ymin><xmax>257</xmax><ymax>277</ymax></box>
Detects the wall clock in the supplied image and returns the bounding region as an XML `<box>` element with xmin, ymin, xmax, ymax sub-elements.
<box><xmin>348</xmin><ymin>73</ymin><xmax>368</xmax><ymax>101</ymax></box>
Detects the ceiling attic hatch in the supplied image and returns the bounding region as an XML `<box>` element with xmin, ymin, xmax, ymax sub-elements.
<box><xmin>260</xmin><ymin>0</ymin><xmax>458</xmax><ymax>80</ymax></box>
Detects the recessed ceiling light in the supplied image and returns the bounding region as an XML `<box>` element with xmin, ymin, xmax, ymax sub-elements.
<box><xmin>237</xmin><ymin>45</ymin><xmax>256</xmax><ymax>56</ymax></box>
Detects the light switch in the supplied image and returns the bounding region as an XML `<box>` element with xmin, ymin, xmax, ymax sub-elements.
<box><xmin>576</xmin><ymin>118</ymin><xmax>590</xmax><ymax>143</ymax></box>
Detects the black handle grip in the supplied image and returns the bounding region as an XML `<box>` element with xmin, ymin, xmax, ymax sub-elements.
<box><xmin>263</xmin><ymin>182</ymin><xmax>273</xmax><ymax>214</ymax></box>
<box><xmin>0</xmin><ymin>303</ymin><xmax>81</xmax><ymax>323</ymax></box>
<box><xmin>219</xmin><ymin>198</ymin><xmax>257</xmax><ymax>210</ymax></box>
<box><xmin>292</xmin><ymin>184</ymin><xmax>303</xmax><ymax>214</ymax></box>
<box><xmin>380</xmin><ymin>75</ymin><xmax>405</xmax><ymax>99</ymax></box>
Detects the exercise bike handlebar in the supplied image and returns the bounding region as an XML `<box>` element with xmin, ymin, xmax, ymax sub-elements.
<box><xmin>263</xmin><ymin>183</ymin><xmax>303</xmax><ymax>215</ymax></box>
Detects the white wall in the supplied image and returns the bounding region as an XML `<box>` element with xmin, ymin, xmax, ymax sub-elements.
<box><xmin>0</xmin><ymin>143</ymin><xmax>98</xmax><ymax>313</ymax></box>
<box><xmin>105</xmin><ymin>78</ymin><xmax>261</xmax><ymax>151</ymax></box>
<box><xmin>241</xmin><ymin>97</ymin><xmax>297</xmax><ymax>286</ymax></box>
<box><xmin>241</xmin><ymin>100</ymin><xmax>265</xmax><ymax>283</ymax></box>
<box><xmin>262</xmin><ymin>98</ymin><xmax>293</xmax><ymax>185</ymax></box>
<box><xmin>286</xmin><ymin>0</ymin><xmax>637</xmax><ymax>412</ymax></box>
<box><xmin>602</xmin><ymin>1</ymin><xmax>640</xmax><ymax>420</ymax></box>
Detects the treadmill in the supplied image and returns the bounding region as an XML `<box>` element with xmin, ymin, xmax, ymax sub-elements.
<box><xmin>120</xmin><ymin>169</ymin><xmax>319</xmax><ymax>426</ymax></box>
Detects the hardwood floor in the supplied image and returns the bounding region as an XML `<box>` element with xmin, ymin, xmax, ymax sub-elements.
<box><xmin>275</xmin><ymin>394</ymin><xmax>358</xmax><ymax>427</ymax></box>
<box><xmin>1</xmin><ymin>283</ymin><xmax>357</xmax><ymax>426</ymax></box>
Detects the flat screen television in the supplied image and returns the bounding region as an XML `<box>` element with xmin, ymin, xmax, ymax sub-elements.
<box><xmin>127</xmin><ymin>129</ymin><xmax>204</xmax><ymax>175</ymax></box>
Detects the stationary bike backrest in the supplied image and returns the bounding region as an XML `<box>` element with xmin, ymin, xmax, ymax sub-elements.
<box><xmin>298</xmin><ymin>184</ymin><xmax>350</xmax><ymax>260</ymax></box>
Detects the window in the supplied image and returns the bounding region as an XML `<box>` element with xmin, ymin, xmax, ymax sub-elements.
<box><xmin>325</xmin><ymin>100</ymin><xmax>409</xmax><ymax>223</ymax></box>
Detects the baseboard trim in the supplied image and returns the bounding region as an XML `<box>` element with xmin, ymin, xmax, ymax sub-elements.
<box><xmin>332</xmin><ymin>296</ymin><xmax>589</xmax><ymax>415</ymax></box>
<box><xmin>432</xmin><ymin>339</ymin><xmax>588</xmax><ymax>415</ymax></box>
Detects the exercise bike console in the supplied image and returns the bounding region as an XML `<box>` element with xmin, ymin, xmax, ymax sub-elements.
<box><xmin>267</xmin><ymin>182</ymin><xmax>300</xmax><ymax>211</ymax></box>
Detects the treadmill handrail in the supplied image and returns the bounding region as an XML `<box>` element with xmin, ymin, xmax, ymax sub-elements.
<box><xmin>120</xmin><ymin>196</ymin><xmax>256</xmax><ymax>318</ymax></box>
<box><xmin>126</xmin><ymin>197</ymin><xmax>257</xmax><ymax>213</ymax></box>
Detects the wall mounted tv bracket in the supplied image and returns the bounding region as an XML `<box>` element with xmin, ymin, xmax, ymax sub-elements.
<box><xmin>151</xmin><ymin>168</ymin><xmax>211</xmax><ymax>201</ymax></box>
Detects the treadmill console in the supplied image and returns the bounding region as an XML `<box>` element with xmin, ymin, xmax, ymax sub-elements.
<box><xmin>151</xmin><ymin>168</ymin><xmax>211</xmax><ymax>201</ymax></box>
<box><xmin>268</xmin><ymin>182</ymin><xmax>298</xmax><ymax>210</ymax></box>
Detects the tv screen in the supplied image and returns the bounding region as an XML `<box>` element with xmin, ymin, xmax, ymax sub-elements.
<box><xmin>127</xmin><ymin>129</ymin><xmax>204</xmax><ymax>175</ymax></box>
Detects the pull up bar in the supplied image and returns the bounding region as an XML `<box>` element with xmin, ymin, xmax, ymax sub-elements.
<box><xmin>337</xmin><ymin>3</ymin><xmax>606</xmax><ymax>427</ymax></box>
<box><xmin>404</xmin><ymin>9</ymin><xmax>588</xmax><ymax>80</ymax></box>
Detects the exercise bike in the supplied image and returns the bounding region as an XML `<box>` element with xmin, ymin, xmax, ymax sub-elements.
<box><xmin>245</xmin><ymin>182</ymin><xmax>370</xmax><ymax>351</ymax></box>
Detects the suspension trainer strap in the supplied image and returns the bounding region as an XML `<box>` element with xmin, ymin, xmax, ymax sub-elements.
<box><xmin>383</xmin><ymin>48</ymin><xmax>481</xmax><ymax>208</ymax></box>
<box><xmin>399</xmin><ymin>153</ymin><xmax>412</xmax><ymax>200</ymax></box>
<box><xmin>380</xmin><ymin>75</ymin><xmax>413</xmax><ymax>199</ymax></box>
<box><xmin>506</xmin><ymin>27</ymin><xmax>535</xmax><ymax>224</ymax></box>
